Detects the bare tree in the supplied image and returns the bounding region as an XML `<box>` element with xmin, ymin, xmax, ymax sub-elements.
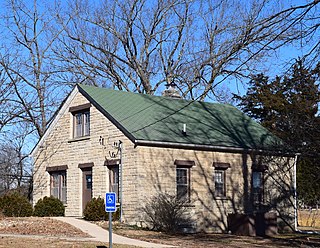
<box><xmin>296</xmin><ymin>0</ymin><xmax>320</xmax><ymax>65</ymax></box>
<box><xmin>0</xmin><ymin>124</ymin><xmax>32</xmax><ymax>197</ymax></box>
<box><xmin>0</xmin><ymin>0</ymin><xmax>318</xmax><ymax>167</ymax></box>
<box><xmin>0</xmin><ymin>0</ymin><xmax>68</xmax><ymax>138</ymax></box>
<box><xmin>0</xmin><ymin>68</ymin><xmax>14</xmax><ymax>132</ymax></box>
<box><xmin>0</xmin><ymin>0</ymin><xmax>318</xmax><ymax>137</ymax></box>
<box><xmin>55</xmin><ymin>0</ymin><xmax>320</xmax><ymax>101</ymax></box>
<box><xmin>55</xmin><ymin>0</ymin><xmax>192</xmax><ymax>94</ymax></box>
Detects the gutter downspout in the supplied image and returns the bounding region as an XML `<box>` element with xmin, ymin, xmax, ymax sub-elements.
<box><xmin>119</xmin><ymin>140</ymin><xmax>123</xmax><ymax>222</ymax></box>
<box><xmin>293</xmin><ymin>153</ymin><xmax>298</xmax><ymax>232</ymax></box>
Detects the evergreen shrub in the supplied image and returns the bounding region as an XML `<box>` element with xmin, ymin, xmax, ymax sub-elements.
<box><xmin>0</xmin><ymin>192</ymin><xmax>33</xmax><ymax>217</ymax></box>
<box><xmin>83</xmin><ymin>197</ymin><xmax>107</xmax><ymax>221</ymax></box>
<box><xmin>34</xmin><ymin>196</ymin><xmax>65</xmax><ymax>217</ymax></box>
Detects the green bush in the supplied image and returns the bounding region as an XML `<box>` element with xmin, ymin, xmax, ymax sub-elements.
<box><xmin>34</xmin><ymin>196</ymin><xmax>65</xmax><ymax>217</ymax></box>
<box><xmin>83</xmin><ymin>197</ymin><xmax>107</xmax><ymax>221</ymax></box>
<box><xmin>0</xmin><ymin>192</ymin><xmax>33</xmax><ymax>217</ymax></box>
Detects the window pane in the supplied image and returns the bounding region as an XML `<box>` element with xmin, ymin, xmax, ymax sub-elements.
<box><xmin>73</xmin><ymin>111</ymin><xmax>90</xmax><ymax>138</ymax></box>
<box><xmin>215</xmin><ymin>170</ymin><xmax>225</xmax><ymax>197</ymax></box>
<box><xmin>215</xmin><ymin>184</ymin><xmax>223</xmax><ymax>196</ymax></box>
<box><xmin>215</xmin><ymin>171</ymin><xmax>223</xmax><ymax>183</ymax></box>
<box><xmin>112</xmin><ymin>167</ymin><xmax>119</xmax><ymax>184</ymax></box>
<box><xmin>177</xmin><ymin>185</ymin><xmax>188</xmax><ymax>199</ymax></box>
<box><xmin>176</xmin><ymin>168</ymin><xmax>189</xmax><ymax>200</ymax></box>
<box><xmin>84</xmin><ymin>112</ymin><xmax>90</xmax><ymax>136</ymax></box>
<box><xmin>75</xmin><ymin>113</ymin><xmax>83</xmax><ymax>137</ymax></box>
<box><xmin>252</xmin><ymin>171</ymin><xmax>263</xmax><ymax>206</ymax></box>
<box><xmin>50</xmin><ymin>171</ymin><xmax>67</xmax><ymax>204</ymax></box>
<box><xmin>52</xmin><ymin>174</ymin><xmax>59</xmax><ymax>188</ymax></box>
<box><xmin>51</xmin><ymin>174</ymin><xmax>59</xmax><ymax>199</ymax></box>
<box><xmin>177</xmin><ymin>168</ymin><xmax>187</xmax><ymax>185</ymax></box>
<box><xmin>76</xmin><ymin>113</ymin><xmax>82</xmax><ymax>125</ymax></box>
<box><xmin>51</xmin><ymin>187</ymin><xmax>59</xmax><ymax>199</ymax></box>
<box><xmin>61</xmin><ymin>172</ymin><xmax>67</xmax><ymax>204</ymax></box>
<box><xmin>61</xmin><ymin>185</ymin><xmax>67</xmax><ymax>204</ymax></box>
<box><xmin>61</xmin><ymin>173</ymin><xmax>67</xmax><ymax>187</ymax></box>
<box><xmin>253</xmin><ymin>172</ymin><xmax>262</xmax><ymax>189</ymax></box>
<box><xmin>86</xmin><ymin>175</ymin><xmax>92</xmax><ymax>189</ymax></box>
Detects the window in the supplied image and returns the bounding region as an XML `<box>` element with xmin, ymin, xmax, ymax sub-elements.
<box><xmin>214</xmin><ymin>170</ymin><xmax>225</xmax><ymax>197</ymax></box>
<box><xmin>50</xmin><ymin>171</ymin><xmax>67</xmax><ymax>204</ymax></box>
<box><xmin>252</xmin><ymin>171</ymin><xmax>264</xmax><ymax>206</ymax></box>
<box><xmin>105</xmin><ymin>159</ymin><xmax>121</xmax><ymax>203</ymax></box>
<box><xmin>86</xmin><ymin>174</ymin><xmax>92</xmax><ymax>190</ymax></box>
<box><xmin>212</xmin><ymin>162</ymin><xmax>230</xmax><ymax>197</ymax></box>
<box><xmin>174</xmin><ymin>160</ymin><xmax>194</xmax><ymax>201</ymax></box>
<box><xmin>69</xmin><ymin>103</ymin><xmax>91</xmax><ymax>139</ymax></box>
<box><xmin>176</xmin><ymin>168</ymin><xmax>189</xmax><ymax>199</ymax></box>
<box><xmin>109</xmin><ymin>165</ymin><xmax>119</xmax><ymax>202</ymax></box>
<box><xmin>73</xmin><ymin>111</ymin><xmax>90</xmax><ymax>138</ymax></box>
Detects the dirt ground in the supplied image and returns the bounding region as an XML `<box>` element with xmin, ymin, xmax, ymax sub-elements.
<box><xmin>0</xmin><ymin>237</ymin><xmax>105</xmax><ymax>248</ymax></box>
<box><xmin>102</xmin><ymin>221</ymin><xmax>320</xmax><ymax>248</ymax></box>
<box><xmin>0</xmin><ymin>217</ymin><xmax>90</xmax><ymax>237</ymax></box>
<box><xmin>0</xmin><ymin>217</ymin><xmax>320</xmax><ymax>248</ymax></box>
<box><xmin>0</xmin><ymin>236</ymin><xmax>137</xmax><ymax>248</ymax></box>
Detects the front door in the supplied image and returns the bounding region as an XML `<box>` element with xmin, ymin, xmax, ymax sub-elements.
<box><xmin>82</xmin><ymin>169</ymin><xmax>92</xmax><ymax>212</ymax></box>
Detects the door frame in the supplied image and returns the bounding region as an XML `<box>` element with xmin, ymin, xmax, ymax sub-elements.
<box><xmin>81</xmin><ymin>167</ymin><xmax>93</xmax><ymax>213</ymax></box>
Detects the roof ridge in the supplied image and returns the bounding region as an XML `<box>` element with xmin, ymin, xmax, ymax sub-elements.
<box><xmin>77</xmin><ymin>83</ymin><xmax>231</xmax><ymax>108</ymax></box>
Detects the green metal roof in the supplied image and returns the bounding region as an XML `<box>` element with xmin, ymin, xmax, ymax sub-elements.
<box><xmin>78</xmin><ymin>84</ymin><xmax>281</xmax><ymax>150</ymax></box>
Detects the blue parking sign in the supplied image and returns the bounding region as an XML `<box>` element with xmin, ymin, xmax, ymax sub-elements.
<box><xmin>105</xmin><ymin>192</ymin><xmax>117</xmax><ymax>212</ymax></box>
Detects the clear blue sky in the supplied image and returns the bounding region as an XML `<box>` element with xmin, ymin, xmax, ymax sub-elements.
<box><xmin>0</xmin><ymin>0</ymin><xmax>318</xmax><ymax>155</ymax></box>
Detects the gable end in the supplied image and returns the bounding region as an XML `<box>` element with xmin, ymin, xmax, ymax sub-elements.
<box><xmin>77</xmin><ymin>85</ymin><xmax>137</xmax><ymax>144</ymax></box>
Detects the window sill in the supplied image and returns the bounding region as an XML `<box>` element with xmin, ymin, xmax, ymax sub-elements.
<box><xmin>68</xmin><ymin>136</ymin><xmax>90</xmax><ymax>143</ymax></box>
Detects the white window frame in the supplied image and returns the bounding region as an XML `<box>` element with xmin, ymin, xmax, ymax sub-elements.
<box><xmin>50</xmin><ymin>170</ymin><xmax>67</xmax><ymax>204</ymax></box>
<box><xmin>252</xmin><ymin>171</ymin><xmax>264</xmax><ymax>205</ymax></box>
<box><xmin>73</xmin><ymin>110</ymin><xmax>90</xmax><ymax>138</ymax></box>
<box><xmin>214</xmin><ymin>170</ymin><xmax>226</xmax><ymax>197</ymax></box>
<box><xmin>213</xmin><ymin>162</ymin><xmax>230</xmax><ymax>198</ymax></box>
<box><xmin>176</xmin><ymin>167</ymin><xmax>190</xmax><ymax>200</ymax></box>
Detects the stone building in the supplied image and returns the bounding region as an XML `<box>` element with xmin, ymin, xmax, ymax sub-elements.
<box><xmin>31</xmin><ymin>84</ymin><xmax>295</xmax><ymax>233</ymax></box>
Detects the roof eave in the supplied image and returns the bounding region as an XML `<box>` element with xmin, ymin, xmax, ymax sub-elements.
<box><xmin>134</xmin><ymin>139</ymin><xmax>295</xmax><ymax>156</ymax></box>
<box><xmin>77</xmin><ymin>84</ymin><xmax>137</xmax><ymax>144</ymax></box>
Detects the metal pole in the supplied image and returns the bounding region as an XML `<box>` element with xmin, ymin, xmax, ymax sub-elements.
<box><xmin>109</xmin><ymin>212</ymin><xmax>113</xmax><ymax>248</ymax></box>
<box><xmin>293</xmin><ymin>153</ymin><xmax>298</xmax><ymax>231</ymax></box>
<box><xmin>119</xmin><ymin>140</ymin><xmax>123</xmax><ymax>222</ymax></box>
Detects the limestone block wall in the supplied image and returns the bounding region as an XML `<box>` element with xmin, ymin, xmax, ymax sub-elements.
<box><xmin>124</xmin><ymin>146</ymin><xmax>294</xmax><ymax>233</ymax></box>
<box><xmin>33</xmin><ymin>89</ymin><xmax>139</xmax><ymax>217</ymax></box>
<box><xmin>122</xmin><ymin>146</ymin><xmax>251</xmax><ymax>232</ymax></box>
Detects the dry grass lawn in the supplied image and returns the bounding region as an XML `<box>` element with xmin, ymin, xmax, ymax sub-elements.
<box><xmin>298</xmin><ymin>209</ymin><xmax>320</xmax><ymax>229</ymax></box>
<box><xmin>0</xmin><ymin>236</ymin><xmax>134</xmax><ymax>248</ymax></box>
<box><xmin>0</xmin><ymin>217</ymin><xmax>137</xmax><ymax>248</ymax></box>
<box><xmin>0</xmin><ymin>216</ymin><xmax>320</xmax><ymax>247</ymax></box>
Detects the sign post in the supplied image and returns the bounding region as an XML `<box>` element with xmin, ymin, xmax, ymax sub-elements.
<box><xmin>105</xmin><ymin>192</ymin><xmax>116</xmax><ymax>248</ymax></box>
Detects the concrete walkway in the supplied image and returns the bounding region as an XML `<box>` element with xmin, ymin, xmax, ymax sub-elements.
<box><xmin>52</xmin><ymin>217</ymin><xmax>174</xmax><ymax>248</ymax></box>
